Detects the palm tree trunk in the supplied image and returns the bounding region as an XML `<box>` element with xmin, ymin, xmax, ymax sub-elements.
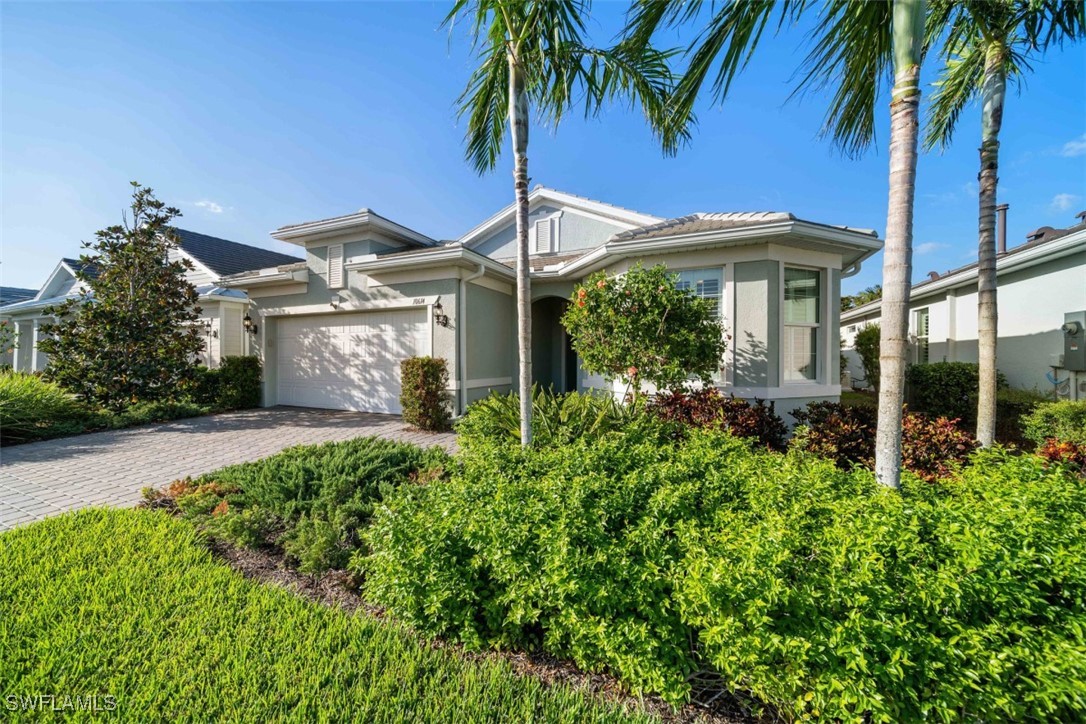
<box><xmin>508</xmin><ymin>50</ymin><xmax>533</xmax><ymax>446</ymax></box>
<box><xmin>874</xmin><ymin>0</ymin><xmax>925</xmax><ymax>489</ymax></box>
<box><xmin>975</xmin><ymin>42</ymin><xmax>1006</xmax><ymax>447</ymax></box>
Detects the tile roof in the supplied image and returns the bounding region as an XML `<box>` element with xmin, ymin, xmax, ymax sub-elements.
<box><xmin>611</xmin><ymin>212</ymin><xmax>796</xmax><ymax>242</ymax></box>
<box><xmin>0</xmin><ymin>287</ymin><xmax>37</xmax><ymax>305</ymax></box>
<box><xmin>173</xmin><ymin>228</ymin><xmax>302</xmax><ymax>277</ymax></box>
<box><xmin>495</xmin><ymin>252</ymin><xmax>587</xmax><ymax>271</ymax></box>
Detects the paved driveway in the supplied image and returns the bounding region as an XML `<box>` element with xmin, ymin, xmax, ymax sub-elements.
<box><xmin>0</xmin><ymin>407</ymin><xmax>457</xmax><ymax>532</ymax></box>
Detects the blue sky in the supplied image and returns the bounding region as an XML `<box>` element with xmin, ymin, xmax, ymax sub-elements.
<box><xmin>2</xmin><ymin>2</ymin><xmax>1084</xmax><ymax>295</ymax></box>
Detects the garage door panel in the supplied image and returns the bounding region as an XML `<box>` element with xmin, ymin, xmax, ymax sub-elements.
<box><xmin>276</xmin><ymin>310</ymin><xmax>427</xmax><ymax>413</ymax></box>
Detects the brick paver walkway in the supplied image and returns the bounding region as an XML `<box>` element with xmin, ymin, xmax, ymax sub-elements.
<box><xmin>0</xmin><ymin>407</ymin><xmax>457</xmax><ymax>532</ymax></box>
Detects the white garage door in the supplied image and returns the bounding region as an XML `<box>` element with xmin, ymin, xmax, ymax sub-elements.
<box><xmin>276</xmin><ymin>309</ymin><xmax>429</xmax><ymax>414</ymax></box>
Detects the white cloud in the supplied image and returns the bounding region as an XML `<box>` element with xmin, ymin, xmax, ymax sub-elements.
<box><xmin>1050</xmin><ymin>193</ymin><xmax>1080</xmax><ymax>212</ymax></box>
<box><xmin>916</xmin><ymin>242</ymin><xmax>946</xmax><ymax>255</ymax></box>
<box><xmin>961</xmin><ymin>181</ymin><xmax>978</xmax><ymax>199</ymax></box>
<box><xmin>194</xmin><ymin>200</ymin><xmax>225</xmax><ymax>214</ymax></box>
<box><xmin>1060</xmin><ymin>134</ymin><xmax>1086</xmax><ymax>158</ymax></box>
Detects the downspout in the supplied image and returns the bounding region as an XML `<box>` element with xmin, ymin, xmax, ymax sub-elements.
<box><xmin>459</xmin><ymin>263</ymin><xmax>486</xmax><ymax>415</ymax></box>
<box><xmin>842</xmin><ymin>261</ymin><xmax>863</xmax><ymax>278</ymax></box>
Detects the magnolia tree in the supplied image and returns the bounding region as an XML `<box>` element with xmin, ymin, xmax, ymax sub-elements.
<box><xmin>39</xmin><ymin>183</ymin><xmax>204</xmax><ymax>410</ymax></box>
<box><xmin>561</xmin><ymin>264</ymin><xmax>726</xmax><ymax>398</ymax></box>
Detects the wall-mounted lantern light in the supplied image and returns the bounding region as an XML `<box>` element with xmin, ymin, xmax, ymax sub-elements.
<box><xmin>243</xmin><ymin>313</ymin><xmax>259</xmax><ymax>336</ymax></box>
<box><xmin>433</xmin><ymin>301</ymin><xmax>450</xmax><ymax>328</ymax></box>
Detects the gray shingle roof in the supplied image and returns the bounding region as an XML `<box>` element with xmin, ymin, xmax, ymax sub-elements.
<box><xmin>173</xmin><ymin>228</ymin><xmax>302</xmax><ymax>277</ymax></box>
<box><xmin>62</xmin><ymin>257</ymin><xmax>100</xmax><ymax>280</ymax></box>
<box><xmin>0</xmin><ymin>287</ymin><xmax>37</xmax><ymax>305</ymax></box>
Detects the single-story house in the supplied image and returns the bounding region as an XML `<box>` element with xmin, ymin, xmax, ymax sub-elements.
<box><xmin>842</xmin><ymin>209</ymin><xmax>1086</xmax><ymax>398</ymax></box>
<box><xmin>0</xmin><ymin>230</ymin><xmax>302</xmax><ymax>372</ymax></box>
<box><xmin>222</xmin><ymin>186</ymin><xmax>882</xmax><ymax>418</ymax></box>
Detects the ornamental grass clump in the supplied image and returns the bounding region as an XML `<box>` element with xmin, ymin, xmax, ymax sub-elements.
<box><xmin>362</xmin><ymin>426</ymin><xmax>1086</xmax><ymax>721</ymax></box>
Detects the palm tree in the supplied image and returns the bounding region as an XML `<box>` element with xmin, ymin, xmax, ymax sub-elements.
<box><xmin>625</xmin><ymin>0</ymin><xmax>923</xmax><ymax>488</ymax></box>
<box><xmin>445</xmin><ymin>0</ymin><xmax>677</xmax><ymax>445</ymax></box>
<box><xmin>924</xmin><ymin>0</ymin><xmax>1085</xmax><ymax>447</ymax></box>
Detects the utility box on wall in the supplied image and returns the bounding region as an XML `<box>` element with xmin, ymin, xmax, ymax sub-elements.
<box><xmin>1064</xmin><ymin>311</ymin><xmax>1086</xmax><ymax>372</ymax></box>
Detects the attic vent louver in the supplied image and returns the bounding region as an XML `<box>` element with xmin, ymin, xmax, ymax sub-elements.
<box><xmin>327</xmin><ymin>244</ymin><xmax>344</xmax><ymax>289</ymax></box>
<box><xmin>534</xmin><ymin>218</ymin><xmax>553</xmax><ymax>253</ymax></box>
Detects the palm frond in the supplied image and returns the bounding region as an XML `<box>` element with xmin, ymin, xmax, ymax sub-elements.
<box><xmin>793</xmin><ymin>0</ymin><xmax>893</xmax><ymax>159</ymax></box>
<box><xmin>458</xmin><ymin>49</ymin><xmax>509</xmax><ymax>174</ymax></box>
<box><xmin>923</xmin><ymin>40</ymin><xmax>985</xmax><ymax>151</ymax></box>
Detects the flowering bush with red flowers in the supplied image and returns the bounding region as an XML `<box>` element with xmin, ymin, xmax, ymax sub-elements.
<box><xmin>561</xmin><ymin>263</ymin><xmax>727</xmax><ymax>395</ymax></box>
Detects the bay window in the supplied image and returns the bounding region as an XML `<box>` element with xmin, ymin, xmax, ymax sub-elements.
<box><xmin>783</xmin><ymin>267</ymin><xmax>821</xmax><ymax>382</ymax></box>
<box><xmin>674</xmin><ymin>267</ymin><xmax>723</xmax><ymax>317</ymax></box>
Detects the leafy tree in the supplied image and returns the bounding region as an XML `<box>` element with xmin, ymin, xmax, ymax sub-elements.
<box><xmin>39</xmin><ymin>183</ymin><xmax>204</xmax><ymax>410</ymax></box>
<box><xmin>924</xmin><ymin>0</ymin><xmax>1085</xmax><ymax>446</ymax></box>
<box><xmin>841</xmin><ymin>284</ymin><xmax>882</xmax><ymax>311</ymax></box>
<box><xmin>445</xmin><ymin>0</ymin><xmax>678</xmax><ymax>444</ymax></box>
<box><xmin>854</xmin><ymin>323</ymin><xmax>881</xmax><ymax>392</ymax></box>
<box><xmin>625</xmin><ymin>0</ymin><xmax>925</xmax><ymax>488</ymax></box>
<box><xmin>561</xmin><ymin>264</ymin><xmax>726</xmax><ymax>397</ymax></box>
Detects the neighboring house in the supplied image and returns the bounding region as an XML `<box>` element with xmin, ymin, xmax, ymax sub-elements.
<box><xmin>0</xmin><ymin>230</ymin><xmax>302</xmax><ymax>373</ymax></box>
<box><xmin>0</xmin><ymin>287</ymin><xmax>37</xmax><ymax>367</ymax></box>
<box><xmin>222</xmin><ymin>186</ymin><xmax>882</xmax><ymax>418</ymax></box>
<box><xmin>842</xmin><ymin>211</ymin><xmax>1086</xmax><ymax>397</ymax></box>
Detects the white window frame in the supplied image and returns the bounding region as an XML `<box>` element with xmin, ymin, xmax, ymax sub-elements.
<box><xmin>780</xmin><ymin>265</ymin><xmax>826</xmax><ymax>385</ymax></box>
<box><xmin>672</xmin><ymin>265</ymin><xmax>727</xmax><ymax>382</ymax></box>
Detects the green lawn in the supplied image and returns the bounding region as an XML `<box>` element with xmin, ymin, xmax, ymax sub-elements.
<box><xmin>0</xmin><ymin>509</ymin><xmax>654</xmax><ymax>723</ymax></box>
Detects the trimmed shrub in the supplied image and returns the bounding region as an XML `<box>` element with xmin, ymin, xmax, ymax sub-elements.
<box><xmin>792</xmin><ymin>401</ymin><xmax>977</xmax><ymax>481</ymax></box>
<box><xmin>905</xmin><ymin>361</ymin><xmax>1008</xmax><ymax>424</ymax></box>
<box><xmin>1024</xmin><ymin>400</ymin><xmax>1086</xmax><ymax>447</ymax></box>
<box><xmin>457</xmin><ymin>388</ymin><xmax>645</xmax><ymax>450</ymax></box>
<box><xmin>186</xmin><ymin>365</ymin><xmax>221</xmax><ymax>406</ymax></box>
<box><xmin>362</xmin><ymin>431</ymin><xmax>1086</xmax><ymax>720</ymax></box>
<box><xmin>649</xmin><ymin>388</ymin><xmax>788</xmax><ymax>451</ymax></box>
<box><xmin>791</xmin><ymin>400</ymin><xmax>876</xmax><ymax>467</ymax></box>
<box><xmin>167</xmin><ymin>436</ymin><xmax>449</xmax><ymax>573</ymax></box>
<box><xmin>104</xmin><ymin>400</ymin><xmax>211</xmax><ymax>429</ymax></box>
<box><xmin>217</xmin><ymin>356</ymin><xmax>262</xmax><ymax>410</ymax></box>
<box><xmin>993</xmin><ymin>387</ymin><xmax>1050</xmax><ymax>447</ymax></box>
<box><xmin>0</xmin><ymin>371</ymin><xmax>90</xmax><ymax>444</ymax></box>
<box><xmin>853</xmin><ymin>323</ymin><xmax>880</xmax><ymax>390</ymax></box>
<box><xmin>400</xmin><ymin>356</ymin><xmax>451</xmax><ymax>431</ymax></box>
<box><xmin>1037</xmin><ymin>438</ymin><xmax>1086</xmax><ymax>475</ymax></box>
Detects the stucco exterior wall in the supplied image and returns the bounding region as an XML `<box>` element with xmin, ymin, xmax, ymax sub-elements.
<box><xmin>464</xmin><ymin>282</ymin><xmax>515</xmax><ymax>405</ymax></box>
<box><xmin>842</xmin><ymin>248</ymin><xmax>1086</xmax><ymax>392</ymax></box>
<box><xmin>733</xmin><ymin>259</ymin><xmax>779</xmax><ymax>387</ymax></box>
<box><xmin>471</xmin><ymin>205</ymin><xmax>630</xmax><ymax>259</ymax></box>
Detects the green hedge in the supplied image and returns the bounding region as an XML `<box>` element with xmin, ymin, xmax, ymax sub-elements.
<box><xmin>1024</xmin><ymin>400</ymin><xmax>1086</xmax><ymax>446</ymax></box>
<box><xmin>905</xmin><ymin>362</ymin><xmax>1008</xmax><ymax>424</ymax></box>
<box><xmin>400</xmin><ymin>356</ymin><xmax>451</xmax><ymax>431</ymax></box>
<box><xmin>188</xmin><ymin>356</ymin><xmax>262</xmax><ymax>410</ymax></box>
<box><xmin>361</xmin><ymin>426</ymin><xmax>1086</xmax><ymax>720</ymax></box>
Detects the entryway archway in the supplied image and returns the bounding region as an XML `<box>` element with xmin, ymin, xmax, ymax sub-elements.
<box><xmin>531</xmin><ymin>296</ymin><xmax>577</xmax><ymax>393</ymax></box>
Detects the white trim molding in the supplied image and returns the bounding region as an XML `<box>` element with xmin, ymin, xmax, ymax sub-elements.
<box><xmin>271</xmin><ymin>209</ymin><xmax>436</xmax><ymax>247</ymax></box>
<box><xmin>458</xmin><ymin>186</ymin><xmax>662</xmax><ymax>248</ymax></box>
